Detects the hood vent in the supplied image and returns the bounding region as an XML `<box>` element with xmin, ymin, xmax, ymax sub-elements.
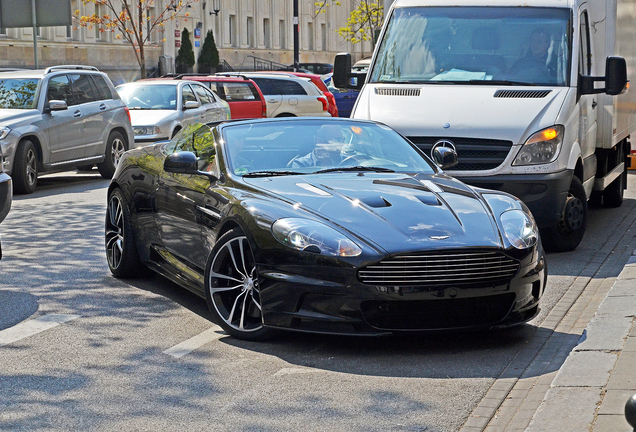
<box><xmin>494</xmin><ymin>90</ymin><xmax>552</xmax><ymax>99</ymax></box>
<box><xmin>375</xmin><ymin>88</ymin><xmax>421</xmax><ymax>97</ymax></box>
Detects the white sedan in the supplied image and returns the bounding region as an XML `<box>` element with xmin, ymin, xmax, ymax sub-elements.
<box><xmin>116</xmin><ymin>79</ymin><xmax>231</xmax><ymax>145</ymax></box>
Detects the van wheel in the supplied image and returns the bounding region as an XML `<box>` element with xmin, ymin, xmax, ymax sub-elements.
<box><xmin>603</xmin><ymin>145</ymin><xmax>625</xmax><ymax>208</ymax></box>
<box><xmin>12</xmin><ymin>140</ymin><xmax>38</xmax><ymax>194</ymax></box>
<box><xmin>97</xmin><ymin>131</ymin><xmax>126</xmax><ymax>179</ymax></box>
<box><xmin>542</xmin><ymin>176</ymin><xmax>587</xmax><ymax>252</ymax></box>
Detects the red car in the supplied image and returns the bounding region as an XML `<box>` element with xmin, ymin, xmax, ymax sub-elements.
<box><xmin>173</xmin><ymin>75</ymin><xmax>267</xmax><ymax>119</ymax></box>
<box><xmin>253</xmin><ymin>71</ymin><xmax>338</xmax><ymax>117</ymax></box>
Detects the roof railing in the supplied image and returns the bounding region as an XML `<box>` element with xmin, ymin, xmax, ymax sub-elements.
<box><xmin>44</xmin><ymin>65</ymin><xmax>99</xmax><ymax>74</ymax></box>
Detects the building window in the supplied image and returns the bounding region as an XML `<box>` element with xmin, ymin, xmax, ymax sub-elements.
<box><xmin>321</xmin><ymin>23</ymin><xmax>327</xmax><ymax>51</ymax></box>
<box><xmin>0</xmin><ymin>27</ymin><xmax>6</xmax><ymax>37</ymax></box>
<box><xmin>247</xmin><ymin>17</ymin><xmax>254</xmax><ymax>48</ymax></box>
<box><xmin>146</xmin><ymin>8</ymin><xmax>154</xmax><ymax>43</ymax></box>
<box><xmin>279</xmin><ymin>19</ymin><xmax>285</xmax><ymax>49</ymax></box>
<box><xmin>263</xmin><ymin>18</ymin><xmax>271</xmax><ymax>49</ymax></box>
<box><xmin>229</xmin><ymin>15</ymin><xmax>237</xmax><ymax>47</ymax></box>
<box><xmin>307</xmin><ymin>22</ymin><xmax>313</xmax><ymax>51</ymax></box>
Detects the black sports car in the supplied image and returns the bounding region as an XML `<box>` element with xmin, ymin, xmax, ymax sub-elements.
<box><xmin>105</xmin><ymin>117</ymin><xmax>546</xmax><ymax>340</ymax></box>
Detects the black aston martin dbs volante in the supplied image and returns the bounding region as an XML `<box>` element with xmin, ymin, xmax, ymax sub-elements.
<box><xmin>105</xmin><ymin>117</ymin><xmax>546</xmax><ymax>340</ymax></box>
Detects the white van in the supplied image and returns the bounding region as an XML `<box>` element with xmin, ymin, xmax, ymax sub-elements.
<box><xmin>334</xmin><ymin>0</ymin><xmax>636</xmax><ymax>252</ymax></box>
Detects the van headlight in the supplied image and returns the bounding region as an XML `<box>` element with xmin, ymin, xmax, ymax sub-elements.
<box><xmin>0</xmin><ymin>126</ymin><xmax>11</xmax><ymax>140</ymax></box>
<box><xmin>513</xmin><ymin>125</ymin><xmax>564</xmax><ymax>166</ymax></box>
<box><xmin>500</xmin><ymin>210</ymin><xmax>538</xmax><ymax>249</ymax></box>
<box><xmin>272</xmin><ymin>218</ymin><xmax>362</xmax><ymax>257</ymax></box>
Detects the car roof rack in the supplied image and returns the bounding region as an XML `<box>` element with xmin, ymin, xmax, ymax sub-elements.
<box><xmin>174</xmin><ymin>73</ymin><xmax>250</xmax><ymax>81</ymax></box>
<box><xmin>44</xmin><ymin>65</ymin><xmax>99</xmax><ymax>74</ymax></box>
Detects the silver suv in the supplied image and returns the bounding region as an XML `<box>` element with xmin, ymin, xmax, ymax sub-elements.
<box><xmin>0</xmin><ymin>65</ymin><xmax>134</xmax><ymax>194</ymax></box>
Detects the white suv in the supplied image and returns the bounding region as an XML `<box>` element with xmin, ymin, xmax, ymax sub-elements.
<box><xmin>219</xmin><ymin>72</ymin><xmax>330</xmax><ymax>118</ymax></box>
<box><xmin>0</xmin><ymin>65</ymin><xmax>134</xmax><ymax>194</ymax></box>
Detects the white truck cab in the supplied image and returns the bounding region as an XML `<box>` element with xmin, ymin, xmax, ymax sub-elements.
<box><xmin>334</xmin><ymin>0</ymin><xmax>635</xmax><ymax>251</ymax></box>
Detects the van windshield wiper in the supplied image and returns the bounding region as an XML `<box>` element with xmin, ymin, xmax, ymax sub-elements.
<box><xmin>314</xmin><ymin>166</ymin><xmax>395</xmax><ymax>174</ymax></box>
<box><xmin>242</xmin><ymin>170</ymin><xmax>304</xmax><ymax>177</ymax></box>
<box><xmin>468</xmin><ymin>80</ymin><xmax>538</xmax><ymax>86</ymax></box>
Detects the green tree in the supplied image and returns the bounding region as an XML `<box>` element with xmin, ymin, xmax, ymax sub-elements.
<box><xmin>315</xmin><ymin>1</ymin><xmax>384</xmax><ymax>53</ymax></box>
<box><xmin>176</xmin><ymin>27</ymin><xmax>196</xmax><ymax>73</ymax></box>
<box><xmin>198</xmin><ymin>30</ymin><xmax>220</xmax><ymax>74</ymax></box>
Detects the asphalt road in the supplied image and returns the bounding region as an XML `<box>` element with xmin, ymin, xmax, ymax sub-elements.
<box><xmin>1</xmin><ymin>170</ymin><xmax>635</xmax><ymax>432</ymax></box>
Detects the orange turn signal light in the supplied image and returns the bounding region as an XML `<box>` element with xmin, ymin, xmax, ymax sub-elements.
<box><xmin>542</xmin><ymin>128</ymin><xmax>558</xmax><ymax>140</ymax></box>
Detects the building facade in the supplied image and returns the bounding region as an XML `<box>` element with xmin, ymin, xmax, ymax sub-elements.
<box><xmin>0</xmin><ymin>0</ymin><xmax>374</xmax><ymax>83</ymax></box>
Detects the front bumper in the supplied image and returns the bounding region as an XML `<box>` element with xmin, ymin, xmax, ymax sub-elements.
<box><xmin>454</xmin><ymin>170</ymin><xmax>573</xmax><ymax>230</ymax></box>
<box><xmin>257</xmin><ymin>248</ymin><xmax>546</xmax><ymax>336</ymax></box>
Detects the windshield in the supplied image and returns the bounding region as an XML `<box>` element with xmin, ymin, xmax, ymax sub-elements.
<box><xmin>0</xmin><ymin>78</ymin><xmax>40</xmax><ymax>109</ymax></box>
<box><xmin>222</xmin><ymin>120</ymin><xmax>437</xmax><ymax>176</ymax></box>
<box><xmin>371</xmin><ymin>7</ymin><xmax>571</xmax><ymax>86</ymax></box>
<box><xmin>117</xmin><ymin>84</ymin><xmax>177</xmax><ymax>110</ymax></box>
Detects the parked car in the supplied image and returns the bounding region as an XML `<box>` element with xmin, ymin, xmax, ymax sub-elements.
<box><xmin>260</xmin><ymin>71</ymin><xmax>338</xmax><ymax>117</ymax></box>
<box><xmin>323</xmin><ymin>73</ymin><xmax>359</xmax><ymax>118</ymax></box>
<box><xmin>0</xmin><ymin>65</ymin><xmax>134</xmax><ymax>193</ymax></box>
<box><xmin>105</xmin><ymin>117</ymin><xmax>546</xmax><ymax>340</ymax></box>
<box><xmin>279</xmin><ymin>63</ymin><xmax>334</xmax><ymax>75</ymax></box>
<box><xmin>170</xmin><ymin>74</ymin><xmax>267</xmax><ymax>119</ymax></box>
<box><xmin>352</xmin><ymin>58</ymin><xmax>371</xmax><ymax>73</ymax></box>
<box><xmin>0</xmin><ymin>145</ymin><xmax>11</xmax><ymax>260</ymax></box>
<box><xmin>218</xmin><ymin>72</ymin><xmax>330</xmax><ymax>118</ymax></box>
<box><xmin>116</xmin><ymin>79</ymin><xmax>230</xmax><ymax>145</ymax></box>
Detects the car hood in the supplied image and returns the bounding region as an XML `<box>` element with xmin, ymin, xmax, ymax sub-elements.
<box><xmin>354</xmin><ymin>85</ymin><xmax>568</xmax><ymax>143</ymax></box>
<box><xmin>128</xmin><ymin>109</ymin><xmax>177</xmax><ymax>126</ymax></box>
<box><xmin>0</xmin><ymin>109</ymin><xmax>40</xmax><ymax>126</ymax></box>
<box><xmin>244</xmin><ymin>172</ymin><xmax>502</xmax><ymax>254</ymax></box>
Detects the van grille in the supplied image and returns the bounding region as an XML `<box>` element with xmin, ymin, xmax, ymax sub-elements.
<box><xmin>358</xmin><ymin>250</ymin><xmax>519</xmax><ymax>286</ymax></box>
<box><xmin>407</xmin><ymin>136</ymin><xmax>513</xmax><ymax>171</ymax></box>
<box><xmin>375</xmin><ymin>88</ymin><xmax>421</xmax><ymax>96</ymax></box>
<box><xmin>494</xmin><ymin>90</ymin><xmax>552</xmax><ymax>98</ymax></box>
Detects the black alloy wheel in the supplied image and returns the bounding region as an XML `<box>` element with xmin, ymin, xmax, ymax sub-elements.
<box><xmin>204</xmin><ymin>228</ymin><xmax>273</xmax><ymax>340</ymax></box>
<box><xmin>542</xmin><ymin>176</ymin><xmax>587</xmax><ymax>252</ymax></box>
<box><xmin>12</xmin><ymin>139</ymin><xmax>38</xmax><ymax>194</ymax></box>
<box><xmin>98</xmin><ymin>131</ymin><xmax>127</xmax><ymax>179</ymax></box>
<box><xmin>105</xmin><ymin>188</ymin><xmax>143</xmax><ymax>278</ymax></box>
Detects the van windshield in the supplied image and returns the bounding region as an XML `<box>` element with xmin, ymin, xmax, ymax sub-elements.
<box><xmin>370</xmin><ymin>7</ymin><xmax>571</xmax><ymax>87</ymax></box>
<box><xmin>0</xmin><ymin>78</ymin><xmax>40</xmax><ymax>109</ymax></box>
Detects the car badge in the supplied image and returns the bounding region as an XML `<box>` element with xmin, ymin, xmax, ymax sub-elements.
<box><xmin>443</xmin><ymin>123</ymin><xmax>451</xmax><ymax>129</ymax></box>
<box><xmin>431</xmin><ymin>139</ymin><xmax>456</xmax><ymax>159</ymax></box>
<box><xmin>429</xmin><ymin>235</ymin><xmax>450</xmax><ymax>240</ymax></box>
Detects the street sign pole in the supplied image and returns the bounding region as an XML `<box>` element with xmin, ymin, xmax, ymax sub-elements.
<box><xmin>293</xmin><ymin>0</ymin><xmax>299</xmax><ymax>71</ymax></box>
<box><xmin>31</xmin><ymin>0</ymin><xmax>38</xmax><ymax>68</ymax></box>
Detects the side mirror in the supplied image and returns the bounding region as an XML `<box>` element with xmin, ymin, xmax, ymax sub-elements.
<box><xmin>164</xmin><ymin>151</ymin><xmax>217</xmax><ymax>181</ymax></box>
<box><xmin>45</xmin><ymin>100</ymin><xmax>68</xmax><ymax>113</ymax></box>
<box><xmin>183</xmin><ymin>100</ymin><xmax>200</xmax><ymax>110</ymax></box>
<box><xmin>333</xmin><ymin>53</ymin><xmax>366</xmax><ymax>90</ymax></box>
<box><xmin>432</xmin><ymin>146</ymin><xmax>458</xmax><ymax>170</ymax></box>
<box><xmin>605</xmin><ymin>56</ymin><xmax>628</xmax><ymax>95</ymax></box>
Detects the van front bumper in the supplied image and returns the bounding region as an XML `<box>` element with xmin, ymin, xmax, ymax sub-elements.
<box><xmin>455</xmin><ymin>169</ymin><xmax>573</xmax><ymax>230</ymax></box>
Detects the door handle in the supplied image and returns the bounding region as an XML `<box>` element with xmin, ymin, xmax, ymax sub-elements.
<box><xmin>267</xmin><ymin>99</ymin><xmax>278</xmax><ymax>103</ymax></box>
<box><xmin>592</xmin><ymin>100</ymin><xmax>597</xmax><ymax>109</ymax></box>
<box><xmin>99</xmin><ymin>103</ymin><xmax>107</xmax><ymax>110</ymax></box>
<box><xmin>73</xmin><ymin>111</ymin><xmax>82</xmax><ymax>117</ymax></box>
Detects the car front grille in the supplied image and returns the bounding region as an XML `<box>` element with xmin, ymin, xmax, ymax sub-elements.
<box><xmin>361</xmin><ymin>293</ymin><xmax>516</xmax><ymax>330</ymax></box>
<box><xmin>407</xmin><ymin>136</ymin><xmax>513</xmax><ymax>171</ymax></box>
<box><xmin>358</xmin><ymin>250</ymin><xmax>519</xmax><ymax>286</ymax></box>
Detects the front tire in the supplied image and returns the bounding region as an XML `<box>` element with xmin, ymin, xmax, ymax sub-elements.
<box><xmin>542</xmin><ymin>176</ymin><xmax>587</xmax><ymax>252</ymax></box>
<box><xmin>12</xmin><ymin>140</ymin><xmax>38</xmax><ymax>194</ymax></box>
<box><xmin>105</xmin><ymin>188</ymin><xmax>143</xmax><ymax>278</ymax></box>
<box><xmin>204</xmin><ymin>228</ymin><xmax>273</xmax><ymax>340</ymax></box>
<box><xmin>97</xmin><ymin>131</ymin><xmax>126</xmax><ymax>179</ymax></box>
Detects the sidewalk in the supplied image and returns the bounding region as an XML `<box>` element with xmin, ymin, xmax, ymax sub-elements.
<box><xmin>525</xmin><ymin>252</ymin><xmax>636</xmax><ymax>431</ymax></box>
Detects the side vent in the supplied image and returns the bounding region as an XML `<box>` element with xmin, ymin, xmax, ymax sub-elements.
<box><xmin>494</xmin><ymin>90</ymin><xmax>552</xmax><ymax>99</ymax></box>
<box><xmin>375</xmin><ymin>88</ymin><xmax>421</xmax><ymax>96</ymax></box>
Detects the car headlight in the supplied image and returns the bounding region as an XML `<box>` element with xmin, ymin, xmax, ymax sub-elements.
<box><xmin>0</xmin><ymin>126</ymin><xmax>11</xmax><ymax>140</ymax></box>
<box><xmin>133</xmin><ymin>126</ymin><xmax>161</xmax><ymax>136</ymax></box>
<box><xmin>513</xmin><ymin>125</ymin><xmax>564</xmax><ymax>166</ymax></box>
<box><xmin>500</xmin><ymin>209</ymin><xmax>538</xmax><ymax>249</ymax></box>
<box><xmin>272</xmin><ymin>218</ymin><xmax>362</xmax><ymax>257</ymax></box>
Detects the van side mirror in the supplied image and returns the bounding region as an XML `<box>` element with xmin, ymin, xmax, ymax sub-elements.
<box><xmin>333</xmin><ymin>53</ymin><xmax>366</xmax><ymax>90</ymax></box>
<box><xmin>605</xmin><ymin>56</ymin><xmax>628</xmax><ymax>95</ymax></box>
<box><xmin>579</xmin><ymin>56</ymin><xmax>628</xmax><ymax>96</ymax></box>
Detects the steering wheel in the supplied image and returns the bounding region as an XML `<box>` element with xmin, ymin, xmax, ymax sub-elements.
<box><xmin>339</xmin><ymin>154</ymin><xmax>372</xmax><ymax>166</ymax></box>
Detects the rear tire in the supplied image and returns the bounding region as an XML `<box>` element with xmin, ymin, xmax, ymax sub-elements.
<box><xmin>603</xmin><ymin>145</ymin><xmax>625</xmax><ymax>208</ymax></box>
<box><xmin>97</xmin><ymin>131</ymin><xmax>126</xmax><ymax>179</ymax></box>
<box><xmin>541</xmin><ymin>176</ymin><xmax>587</xmax><ymax>253</ymax></box>
<box><xmin>12</xmin><ymin>140</ymin><xmax>38</xmax><ymax>194</ymax></box>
